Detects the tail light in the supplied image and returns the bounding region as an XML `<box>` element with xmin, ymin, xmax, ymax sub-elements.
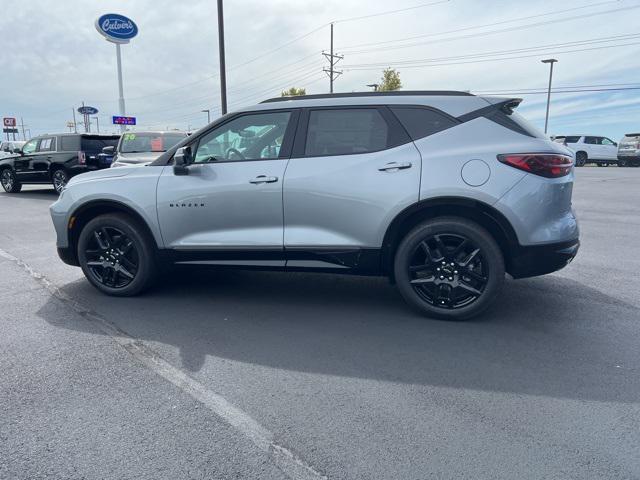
<box><xmin>78</xmin><ymin>151</ymin><xmax>86</xmax><ymax>165</ymax></box>
<box><xmin>497</xmin><ymin>153</ymin><xmax>573</xmax><ymax>178</ymax></box>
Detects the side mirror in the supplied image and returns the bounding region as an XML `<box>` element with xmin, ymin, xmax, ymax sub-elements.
<box><xmin>102</xmin><ymin>146</ymin><xmax>115</xmax><ymax>154</ymax></box>
<box><xmin>614</xmin><ymin>142</ymin><xmax>618</xmax><ymax>147</ymax></box>
<box><xmin>13</xmin><ymin>147</ymin><xmax>23</xmax><ymax>154</ymax></box>
<box><xmin>173</xmin><ymin>146</ymin><xmax>193</xmax><ymax>175</ymax></box>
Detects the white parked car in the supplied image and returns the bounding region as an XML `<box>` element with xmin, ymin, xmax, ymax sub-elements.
<box><xmin>0</xmin><ymin>140</ymin><xmax>25</xmax><ymax>159</ymax></box>
<box><xmin>553</xmin><ymin>135</ymin><xmax>618</xmax><ymax>167</ymax></box>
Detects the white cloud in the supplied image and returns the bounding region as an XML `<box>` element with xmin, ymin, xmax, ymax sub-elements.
<box><xmin>0</xmin><ymin>0</ymin><xmax>638</xmax><ymax>139</ymax></box>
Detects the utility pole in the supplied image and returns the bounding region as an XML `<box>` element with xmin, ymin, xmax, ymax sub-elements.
<box><xmin>541</xmin><ymin>58</ymin><xmax>558</xmax><ymax>135</ymax></box>
<box><xmin>322</xmin><ymin>23</ymin><xmax>343</xmax><ymax>93</ymax></box>
<box><xmin>72</xmin><ymin>108</ymin><xmax>78</xmax><ymax>133</ymax></box>
<box><xmin>19</xmin><ymin>117</ymin><xmax>27</xmax><ymax>140</ymax></box>
<box><xmin>92</xmin><ymin>116</ymin><xmax>100</xmax><ymax>133</ymax></box>
<box><xmin>202</xmin><ymin>109</ymin><xmax>211</xmax><ymax>124</ymax></box>
<box><xmin>217</xmin><ymin>0</ymin><xmax>228</xmax><ymax>115</ymax></box>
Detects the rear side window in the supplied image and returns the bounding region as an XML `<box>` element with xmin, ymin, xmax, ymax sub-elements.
<box><xmin>391</xmin><ymin>107</ymin><xmax>458</xmax><ymax>140</ymax></box>
<box><xmin>305</xmin><ymin>109</ymin><xmax>389</xmax><ymax>156</ymax></box>
<box><xmin>37</xmin><ymin>137</ymin><xmax>56</xmax><ymax>152</ymax></box>
<box><xmin>81</xmin><ymin>136</ymin><xmax>119</xmax><ymax>153</ymax></box>
<box><xmin>584</xmin><ymin>136</ymin><xmax>599</xmax><ymax>145</ymax></box>
<box><xmin>60</xmin><ymin>136</ymin><xmax>80</xmax><ymax>151</ymax></box>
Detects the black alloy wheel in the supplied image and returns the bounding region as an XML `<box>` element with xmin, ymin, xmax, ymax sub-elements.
<box><xmin>84</xmin><ymin>226</ymin><xmax>139</xmax><ymax>289</ymax></box>
<box><xmin>77</xmin><ymin>213</ymin><xmax>157</xmax><ymax>296</ymax></box>
<box><xmin>1</xmin><ymin>168</ymin><xmax>21</xmax><ymax>193</ymax></box>
<box><xmin>575</xmin><ymin>152</ymin><xmax>587</xmax><ymax>167</ymax></box>
<box><xmin>408</xmin><ymin>233</ymin><xmax>488</xmax><ymax>310</ymax></box>
<box><xmin>394</xmin><ymin>217</ymin><xmax>504</xmax><ymax>320</ymax></box>
<box><xmin>52</xmin><ymin>169</ymin><xmax>68</xmax><ymax>194</ymax></box>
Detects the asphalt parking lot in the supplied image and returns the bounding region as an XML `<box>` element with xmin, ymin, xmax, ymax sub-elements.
<box><xmin>1</xmin><ymin>167</ymin><xmax>639</xmax><ymax>480</ymax></box>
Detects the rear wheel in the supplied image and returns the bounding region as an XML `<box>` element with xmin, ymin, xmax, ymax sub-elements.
<box><xmin>0</xmin><ymin>168</ymin><xmax>22</xmax><ymax>193</ymax></box>
<box><xmin>575</xmin><ymin>151</ymin><xmax>587</xmax><ymax>167</ymax></box>
<box><xmin>618</xmin><ymin>159</ymin><xmax>628</xmax><ymax>167</ymax></box>
<box><xmin>394</xmin><ymin>217</ymin><xmax>505</xmax><ymax>320</ymax></box>
<box><xmin>51</xmin><ymin>168</ymin><xmax>69</xmax><ymax>194</ymax></box>
<box><xmin>77</xmin><ymin>214</ymin><xmax>157</xmax><ymax>296</ymax></box>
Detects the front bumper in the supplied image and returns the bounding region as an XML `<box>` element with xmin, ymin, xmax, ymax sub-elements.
<box><xmin>508</xmin><ymin>239</ymin><xmax>579</xmax><ymax>279</ymax></box>
<box><xmin>57</xmin><ymin>246</ymin><xmax>79</xmax><ymax>266</ymax></box>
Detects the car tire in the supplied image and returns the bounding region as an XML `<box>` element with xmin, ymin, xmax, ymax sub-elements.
<box><xmin>0</xmin><ymin>168</ymin><xmax>22</xmax><ymax>193</ymax></box>
<box><xmin>393</xmin><ymin>217</ymin><xmax>505</xmax><ymax>321</ymax></box>
<box><xmin>597</xmin><ymin>162</ymin><xmax>606</xmax><ymax>167</ymax></box>
<box><xmin>77</xmin><ymin>213</ymin><xmax>158</xmax><ymax>296</ymax></box>
<box><xmin>51</xmin><ymin>168</ymin><xmax>69</xmax><ymax>194</ymax></box>
<box><xmin>575</xmin><ymin>151</ymin><xmax>587</xmax><ymax>167</ymax></box>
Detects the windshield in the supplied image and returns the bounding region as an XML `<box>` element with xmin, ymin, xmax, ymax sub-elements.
<box><xmin>120</xmin><ymin>132</ymin><xmax>185</xmax><ymax>153</ymax></box>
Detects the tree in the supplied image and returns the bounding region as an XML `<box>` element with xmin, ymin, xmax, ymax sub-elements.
<box><xmin>378</xmin><ymin>68</ymin><xmax>402</xmax><ymax>91</ymax></box>
<box><xmin>281</xmin><ymin>87</ymin><xmax>306</xmax><ymax>97</ymax></box>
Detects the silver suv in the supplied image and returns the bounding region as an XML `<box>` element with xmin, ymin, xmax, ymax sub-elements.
<box><xmin>50</xmin><ymin>91</ymin><xmax>579</xmax><ymax>320</ymax></box>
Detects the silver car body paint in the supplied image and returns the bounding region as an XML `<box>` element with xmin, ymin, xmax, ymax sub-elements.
<box><xmin>51</xmin><ymin>92</ymin><xmax>578</xmax><ymax>270</ymax></box>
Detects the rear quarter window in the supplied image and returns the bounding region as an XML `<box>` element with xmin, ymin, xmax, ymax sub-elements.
<box><xmin>390</xmin><ymin>107</ymin><xmax>458</xmax><ymax>140</ymax></box>
<box><xmin>564</xmin><ymin>136</ymin><xmax>581</xmax><ymax>144</ymax></box>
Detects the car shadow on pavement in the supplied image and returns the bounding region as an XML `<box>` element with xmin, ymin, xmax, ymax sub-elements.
<box><xmin>0</xmin><ymin>189</ymin><xmax>57</xmax><ymax>200</ymax></box>
<box><xmin>38</xmin><ymin>268</ymin><xmax>640</xmax><ymax>403</ymax></box>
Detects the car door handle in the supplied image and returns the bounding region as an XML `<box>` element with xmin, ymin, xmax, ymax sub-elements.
<box><xmin>378</xmin><ymin>162</ymin><xmax>412</xmax><ymax>172</ymax></box>
<box><xmin>249</xmin><ymin>175</ymin><xmax>278</xmax><ymax>184</ymax></box>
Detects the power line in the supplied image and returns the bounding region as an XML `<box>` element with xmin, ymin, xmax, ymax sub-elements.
<box><xmin>344</xmin><ymin>40</ymin><xmax>640</xmax><ymax>70</ymax></box>
<box><xmin>340</xmin><ymin>3</ymin><xmax>640</xmax><ymax>54</ymax></box>
<box><xmin>332</xmin><ymin>0</ymin><xmax>451</xmax><ymax>23</ymax></box>
<box><xmin>337</xmin><ymin>0</ymin><xmax>619</xmax><ymax>50</ymax></box>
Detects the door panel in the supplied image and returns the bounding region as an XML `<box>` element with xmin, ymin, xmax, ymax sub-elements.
<box><xmin>157</xmin><ymin>160</ymin><xmax>288</xmax><ymax>252</ymax></box>
<box><xmin>283</xmin><ymin>142</ymin><xmax>421</xmax><ymax>248</ymax></box>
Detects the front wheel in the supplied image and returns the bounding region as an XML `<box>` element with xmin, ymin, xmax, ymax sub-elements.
<box><xmin>51</xmin><ymin>168</ymin><xmax>69</xmax><ymax>194</ymax></box>
<box><xmin>1</xmin><ymin>168</ymin><xmax>22</xmax><ymax>193</ymax></box>
<box><xmin>575</xmin><ymin>152</ymin><xmax>587</xmax><ymax>167</ymax></box>
<box><xmin>394</xmin><ymin>217</ymin><xmax>505</xmax><ymax>320</ymax></box>
<box><xmin>618</xmin><ymin>159</ymin><xmax>628</xmax><ymax>167</ymax></box>
<box><xmin>77</xmin><ymin>214</ymin><xmax>157</xmax><ymax>296</ymax></box>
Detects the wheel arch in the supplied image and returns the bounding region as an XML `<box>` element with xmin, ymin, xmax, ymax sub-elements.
<box><xmin>67</xmin><ymin>199</ymin><xmax>160</xmax><ymax>265</ymax></box>
<box><xmin>381</xmin><ymin>197</ymin><xmax>520</xmax><ymax>278</ymax></box>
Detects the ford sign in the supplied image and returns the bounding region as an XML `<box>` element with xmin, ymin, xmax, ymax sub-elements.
<box><xmin>95</xmin><ymin>13</ymin><xmax>138</xmax><ymax>44</ymax></box>
<box><xmin>78</xmin><ymin>106</ymin><xmax>99</xmax><ymax>115</ymax></box>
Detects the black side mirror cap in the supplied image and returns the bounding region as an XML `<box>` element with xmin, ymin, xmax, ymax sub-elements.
<box><xmin>173</xmin><ymin>146</ymin><xmax>193</xmax><ymax>175</ymax></box>
<box><xmin>13</xmin><ymin>148</ymin><xmax>22</xmax><ymax>154</ymax></box>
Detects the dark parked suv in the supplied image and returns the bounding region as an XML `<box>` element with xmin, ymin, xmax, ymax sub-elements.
<box><xmin>0</xmin><ymin>133</ymin><xmax>120</xmax><ymax>194</ymax></box>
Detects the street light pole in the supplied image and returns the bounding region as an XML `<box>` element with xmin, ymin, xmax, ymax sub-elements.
<box><xmin>202</xmin><ymin>109</ymin><xmax>211</xmax><ymax>124</ymax></box>
<box><xmin>217</xmin><ymin>0</ymin><xmax>228</xmax><ymax>115</ymax></box>
<box><xmin>541</xmin><ymin>58</ymin><xmax>558</xmax><ymax>135</ymax></box>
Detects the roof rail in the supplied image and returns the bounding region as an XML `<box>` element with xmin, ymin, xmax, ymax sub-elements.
<box><xmin>261</xmin><ymin>90</ymin><xmax>474</xmax><ymax>103</ymax></box>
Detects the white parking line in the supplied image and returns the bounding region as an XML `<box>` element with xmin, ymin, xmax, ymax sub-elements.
<box><xmin>0</xmin><ymin>247</ymin><xmax>326</xmax><ymax>480</ymax></box>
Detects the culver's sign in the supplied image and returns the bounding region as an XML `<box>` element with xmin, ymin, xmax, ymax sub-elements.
<box><xmin>95</xmin><ymin>14</ymin><xmax>138</xmax><ymax>44</ymax></box>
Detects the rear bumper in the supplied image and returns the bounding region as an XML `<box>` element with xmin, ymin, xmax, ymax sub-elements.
<box><xmin>617</xmin><ymin>154</ymin><xmax>640</xmax><ymax>161</ymax></box>
<box><xmin>508</xmin><ymin>239</ymin><xmax>579</xmax><ymax>279</ymax></box>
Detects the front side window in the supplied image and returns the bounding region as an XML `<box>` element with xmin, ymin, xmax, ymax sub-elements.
<box><xmin>22</xmin><ymin>138</ymin><xmax>38</xmax><ymax>154</ymax></box>
<box><xmin>601</xmin><ymin>137</ymin><xmax>615</xmax><ymax>145</ymax></box>
<box><xmin>194</xmin><ymin>111</ymin><xmax>291</xmax><ymax>163</ymax></box>
<box><xmin>305</xmin><ymin>108</ymin><xmax>389</xmax><ymax>156</ymax></box>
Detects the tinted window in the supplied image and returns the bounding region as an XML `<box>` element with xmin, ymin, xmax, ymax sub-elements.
<box><xmin>564</xmin><ymin>136</ymin><xmax>581</xmax><ymax>144</ymax></box>
<box><xmin>391</xmin><ymin>107</ymin><xmax>457</xmax><ymax>140</ymax></box>
<box><xmin>81</xmin><ymin>136</ymin><xmax>119</xmax><ymax>153</ymax></box>
<box><xmin>60</xmin><ymin>136</ymin><xmax>80</xmax><ymax>151</ymax></box>
<box><xmin>584</xmin><ymin>136</ymin><xmax>599</xmax><ymax>145</ymax></box>
<box><xmin>194</xmin><ymin>111</ymin><xmax>291</xmax><ymax>162</ymax></box>
<box><xmin>305</xmin><ymin>109</ymin><xmax>389</xmax><ymax>156</ymax></box>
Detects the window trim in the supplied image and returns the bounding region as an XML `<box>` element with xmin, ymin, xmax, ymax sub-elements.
<box><xmin>189</xmin><ymin>108</ymin><xmax>300</xmax><ymax>165</ymax></box>
<box><xmin>291</xmin><ymin>105</ymin><xmax>410</xmax><ymax>159</ymax></box>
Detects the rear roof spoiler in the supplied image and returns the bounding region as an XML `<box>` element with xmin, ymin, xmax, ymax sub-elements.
<box><xmin>625</xmin><ymin>133</ymin><xmax>640</xmax><ymax>137</ymax></box>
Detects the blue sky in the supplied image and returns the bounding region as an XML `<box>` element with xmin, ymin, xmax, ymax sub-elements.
<box><xmin>0</xmin><ymin>0</ymin><xmax>639</xmax><ymax>139</ymax></box>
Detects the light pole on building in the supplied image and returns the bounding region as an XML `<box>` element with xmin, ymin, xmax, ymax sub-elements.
<box><xmin>541</xmin><ymin>58</ymin><xmax>558</xmax><ymax>135</ymax></box>
<box><xmin>202</xmin><ymin>109</ymin><xmax>211</xmax><ymax>124</ymax></box>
